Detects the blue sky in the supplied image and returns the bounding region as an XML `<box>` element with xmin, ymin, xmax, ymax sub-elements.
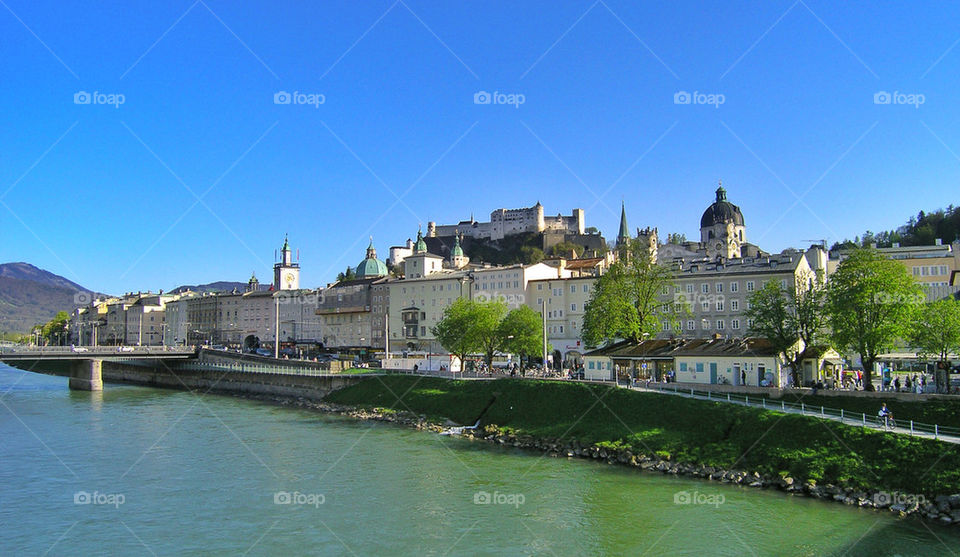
<box><xmin>1</xmin><ymin>1</ymin><xmax>959</xmax><ymax>294</ymax></box>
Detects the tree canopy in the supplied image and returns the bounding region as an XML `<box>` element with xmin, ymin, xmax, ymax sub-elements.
<box><xmin>582</xmin><ymin>240</ymin><xmax>679</xmax><ymax>347</ymax></box>
<box><xmin>910</xmin><ymin>298</ymin><xmax>960</xmax><ymax>392</ymax></box>
<box><xmin>825</xmin><ymin>249</ymin><xmax>922</xmax><ymax>391</ymax></box>
<box><xmin>498</xmin><ymin>305</ymin><xmax>545</xmax><ymax>369</ymax></box>
<box><xmin>745</xmin><ymin>273</ymin><xmax>826</xmax><ymax>386</ymax></box>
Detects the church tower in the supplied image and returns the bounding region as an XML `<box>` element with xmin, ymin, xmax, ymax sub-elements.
<box><xmin>699</xmin><ymin>183</ymin><xmax>746</xmax><ymax>260</ymax></box>
<box><xmin>273</xmin><ymin>235</ymin><xmax>300</xmax><ymax>290</ymax></box>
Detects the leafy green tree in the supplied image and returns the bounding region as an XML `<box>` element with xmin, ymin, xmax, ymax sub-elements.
<box><xmin>549</xmin><ymin>241</ymin><xmax>585</xmax><ymax>258</ymax></box>
<box><xmin>474</xmin><ymin>300</ymin><xmax>508</xmax><ymax>368</ymax></box>
<box><xmin>745</xmin><ymin>274</ymin><xmax>827</xmax><ymax>387</ymax></box>
<box><xmin>582</xmin><ymin>240</ymin><xmax>679</xmax><ymax>347</ymax></box>
<box><xmin>432</xmin><ymin>298</ymin><xmax>507</xmax><ymax>369</ymax></box>
<box><xmin>910</xmin><ymin>298</ymin><xmax>960</xmax><ymax>392</ymax></box>
<box><xmin>336</xmin><ymin>267</ymin><xmax>356</xmax><ymax>282</ymax></box>
<box><xmin>40</xmin><ymin>311</ymin><xmax>69</xmax><ymax>345</ymax></box>
<box><xmin>516</xmin><ymin>246</ymin><xmax>544</xmax><ymax>264</ymax></box>
<box><xmin>498</xmin><ymin>305</ymin><xmax>545</xmax><ymax>370</ymax></box>
<box><xmin>826</xmin><ymin>249</ymin><xmax>922</xmax><ymax>391</ymax></box>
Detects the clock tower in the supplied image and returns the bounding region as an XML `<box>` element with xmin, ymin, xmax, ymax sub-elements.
<box><xmin>273</xmin><ymin>235</ymin><xmax>300</xmax><ymax>290</ymax></box>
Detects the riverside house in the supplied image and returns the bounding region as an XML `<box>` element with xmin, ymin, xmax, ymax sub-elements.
<box><xmin>583</xmin><ymin>337</ymin><xmax>785</xmax><ymax>387</ymax></box>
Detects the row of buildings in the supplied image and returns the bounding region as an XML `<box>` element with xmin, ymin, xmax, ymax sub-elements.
<box><xmin>68</xmin><ymin>189</ymin><xmax>960</xmax><ymax>380</ymax></box>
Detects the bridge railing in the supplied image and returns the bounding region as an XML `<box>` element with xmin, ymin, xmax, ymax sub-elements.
<box><xmin>646</xmin><ymin>383</ymin><xmax>960</xmax><ymax>441</ymax></box>
<box><xmin>0</xmin><ymin>345</ymin><xmax>195</xmax><ymax>357</ymax></box>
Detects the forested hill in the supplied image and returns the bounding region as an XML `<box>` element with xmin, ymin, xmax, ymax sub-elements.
<box><xmin>832</xmin><ymin>205</ymin><xmax>960</xmax><ymax>250</ymax></box>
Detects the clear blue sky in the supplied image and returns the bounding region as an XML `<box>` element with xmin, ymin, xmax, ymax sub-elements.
<box><xmin>1</xmin><ymin>1</ymin><xmax>959</xmax><ymax>294</ymax></box>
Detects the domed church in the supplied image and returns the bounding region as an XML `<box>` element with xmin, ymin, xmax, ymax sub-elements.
<box><xmin>356</xmin><ymin>238</ymin><xmax>388</xmax><ymax>278</ymax></box>
<box><xmin>699</xmin><ymin>182</ymin><xmax>746</xmax><ymax>259</ymax></box>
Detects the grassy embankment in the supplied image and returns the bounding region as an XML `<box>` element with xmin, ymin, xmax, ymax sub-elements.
<box><xmin>325</xmin><ymin>376</ymin><xmax>960</xmax><ymax>497</ymax></box>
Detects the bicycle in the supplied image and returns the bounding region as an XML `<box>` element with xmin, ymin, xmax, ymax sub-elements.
<box><xmin>876</xmin><ymin>415</ymin><xmax>897</xmax><ymax>430</ymax></box>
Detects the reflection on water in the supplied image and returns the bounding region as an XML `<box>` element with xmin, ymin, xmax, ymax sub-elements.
<box><xmin>0</xmin><ymin>364</ymin><xmax>957</xmax><ymax>556</ymax></box>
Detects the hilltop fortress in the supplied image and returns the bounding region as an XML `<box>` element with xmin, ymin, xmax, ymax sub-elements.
<box><xmin>427</xmin><ymin>202</ymin><xmax>584</xmax><ymax>241</ymax></box>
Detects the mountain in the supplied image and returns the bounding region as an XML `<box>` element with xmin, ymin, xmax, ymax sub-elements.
<box><xmin>0</xmin><ymin>263</ymin><xmax>94</xmax><ymax>334</ymax></box>
<box><xmin>0</xmin><ymin>262</ymin><xmax>87</xmax><ymax>291</ymax></box>
<box><xmin>169</xmin><ymin>281</ymin><xmax>249</xmax><ymax>294</ymax></box>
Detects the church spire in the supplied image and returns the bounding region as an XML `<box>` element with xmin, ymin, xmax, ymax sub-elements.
<box><xmin>616</xmin><ymin>201</ymin><xmax>630</xmax><ymax>246</ymax></box>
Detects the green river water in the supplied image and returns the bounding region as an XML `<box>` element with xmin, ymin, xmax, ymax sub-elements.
<box><xmin>1</xmin><ymin>364</ymin><xmax>958</xmax><ymax>556</ymax></box>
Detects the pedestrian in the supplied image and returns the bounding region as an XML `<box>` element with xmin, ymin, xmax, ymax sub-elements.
<box><xmin>894</xmin><ymin>376</ymin><xmax>901</xmax><ymax>392</ymax></box>
<box><xmin>905</xmin><ymin>376</ymin><xmax>912</xmax><ymax>391</ymax></box>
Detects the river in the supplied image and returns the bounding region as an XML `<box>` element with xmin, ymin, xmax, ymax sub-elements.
<box><xmin>1</xmin><ymin>364</ymin><xmax>957</xmax><ymax>556</ymax></box>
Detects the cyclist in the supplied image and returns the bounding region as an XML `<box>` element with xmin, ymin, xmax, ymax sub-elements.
<box><xmin>878</xmin><ymin>403</ymin><xmax>894</xmax><ymax>429</ymax></box>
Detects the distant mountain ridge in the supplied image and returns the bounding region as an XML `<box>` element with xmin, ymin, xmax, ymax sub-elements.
<box><xmin>0</xmin><ymin>263</ymin><xmax>96</xmax><ymax>334</ymax></box>
<box><xmin>0</xmin><ymin>262</ymin><xmax>87</xmax><ymax>292</ymax></box>
<box><xmin>169</xmin><ymin>281</ymin><xmax>250</xmax><ymax>294</ymax></box>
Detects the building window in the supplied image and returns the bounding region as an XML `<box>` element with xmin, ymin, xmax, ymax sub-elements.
<box><xmin>716</xmin><ymin>300</ymin><xmax>724</xmax><ymax>312</ymax></box>
<box><xmin>716</xmin><ymin>283</ymin><xmax>723</xmax><ymax>293</ymax></box>
<box><xmin>732</xmin><ymin>319</ymin><xmax>740</xmax><ymax>330</ymax></box>
<box><xmin>571</xmin><ymin>304</ymin><xmax>576</xmax><ymax>311</ymax></box>
<box><xmin>701</xmin><ymin>284</ymin><xmax>709</xmax><ymax>293</ymax></box>
<box><xmin>571</xmin><ymin>285</ymin><xmax>576</xmax><ymax>293</ymax></box>
<box><xmin>730</xmin><ymin>282</ymin><xmax>738</xmax><ymax>292</ymax></box>
<box><xmin>747</xmin><ymin>318</ymin><xmax>754</xmax><ymax>329</ymax></box>
<box><xmin>687</xmin><ymin>320</ymin><xmax>695</xmax><ymax>330</ymax></box>
<box><xmin>731</xmin><ymin>300</ymin><xmax>739</xmax><ymax>311</ymax></box>
<box><xmin>746</xmin><ymin>281</ymin><xmax>755</xmax><ymax>292</ymax></box>
<box><xmin>701</xmin><ymin>319</ymin><xmax>710</xmax><ymax>329</ymax></box>
<box><xmin>702</xmin><ymin>301</ymin><xmax>709</xmax><ymax>311</ymax></box>
<box><xmin>717</xmin><ymin>320</ymin><xmax>724</xmax><ymax>330</ymax></box>
<box><xmin>686</xmin><ymin>284</ymin><xmax>694</xmax><ymax>293</ymax></box>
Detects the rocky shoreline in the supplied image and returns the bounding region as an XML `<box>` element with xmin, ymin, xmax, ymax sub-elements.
<box><xmin>269</xmin><ymin>394</ymin><xmax>960</xmax><ymax>526</ymax></box>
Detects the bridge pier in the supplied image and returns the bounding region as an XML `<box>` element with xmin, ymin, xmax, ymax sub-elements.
<box><xmin>68</xmin><ymin>359</ymin><xmax>103</xmax><ymax>391</ymax></box>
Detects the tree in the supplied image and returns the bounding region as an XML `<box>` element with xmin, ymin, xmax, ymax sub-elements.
<box><xmin>549</xmin><ymin>241</ymin><xmax>585</xmax><ymax>258</ymax></box>
<box><xmin>336</xmin><ymin>267</ymin><xmax>356</xmax><ymax>282</ymax></box>
<box><xmin>40</xmin><ymin>311</ymin><xmax>69</xmax><ymax>345</ymax></box>
<box><xmin>582</xmin><ymin>239</ymin><xmax>679</xmax><ymax>347</ymax></box>
<box><xmin>666</xmin><ymin>232</ymin><xmax>687</xmax><ymax>244</ymax></box>
<box><xmin>474</xmin><ymin>300</ymin><xmax>508</xmax><ymax>368</ymax></box>
<box><xmin>826</xmin><ymin>249</ymin><xmax>922</xmax><ymax>391</ymax></box>
<box><xmin>745</xmin><ymin>274</ymin><xmax>826</xmax><ymax>387</ymax></box>
<box><xmin>498</xmin><ymin>306</ymin><xmax>545</xmax><ymax>371</ymax></box>
<box><xmin>910</xmin><ymin>298</ymin><xmax>960</xmax><ymax>393</ymax></box>
<box><xmin>432</xmin><ymin>298</ymin><xmax>507</xmax><ymax>370</ymax></box>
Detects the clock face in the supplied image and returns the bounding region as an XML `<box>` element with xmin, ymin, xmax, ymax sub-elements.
<box><xmin>285</xmin><ymin>272</ymin><xmax>295</xmax><ymax>286</ymax></box>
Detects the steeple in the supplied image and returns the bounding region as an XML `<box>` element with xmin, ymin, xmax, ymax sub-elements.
<box><xmin>366</xmin><ymin>236</ymin><xmax>377</xmax><ymax>260</ymax></box>
<box><xmin>616</xmin><ymin>201</ymin><xmax>630</xmax><ymax>246</ymax></box>
<box><xmin>451</xmin><ymin>233</ymin><xmax>464</xmax><ymax>257</ymax></box>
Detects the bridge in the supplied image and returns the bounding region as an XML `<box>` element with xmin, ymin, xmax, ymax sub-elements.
<box><xmin>0</xmin><ymin>346</ymin><xmax>197</xmax><ymax>391</ymax></box>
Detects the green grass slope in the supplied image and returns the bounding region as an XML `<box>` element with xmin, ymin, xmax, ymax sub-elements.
<box><xmin>325</xmin><ymin>377</ymin><xmax>960</xmax><ymax>497</ymax></box>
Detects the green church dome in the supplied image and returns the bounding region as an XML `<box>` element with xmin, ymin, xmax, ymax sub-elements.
<box><xmin>356</xmin><ymin>238</ymin><xmax>388</xmax><ymax>278</ymax></box>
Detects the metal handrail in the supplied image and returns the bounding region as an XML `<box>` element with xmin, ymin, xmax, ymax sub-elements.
<box><xmin>645</xmin><ymin>384</ymin><xmax>960</xmax><ymax>441</ymax></box>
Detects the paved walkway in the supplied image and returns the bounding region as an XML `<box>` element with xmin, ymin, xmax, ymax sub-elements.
<box><xmin>630</xmin><ymin>385</ymin><xmax>960</xmax><ymax>445</ymax></box>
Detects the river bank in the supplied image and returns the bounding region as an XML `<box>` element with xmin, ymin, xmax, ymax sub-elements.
<box><xmin>313</xmin><ymin>375</ymin><xmax>960</xmax><ymax>526</ymax></box>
